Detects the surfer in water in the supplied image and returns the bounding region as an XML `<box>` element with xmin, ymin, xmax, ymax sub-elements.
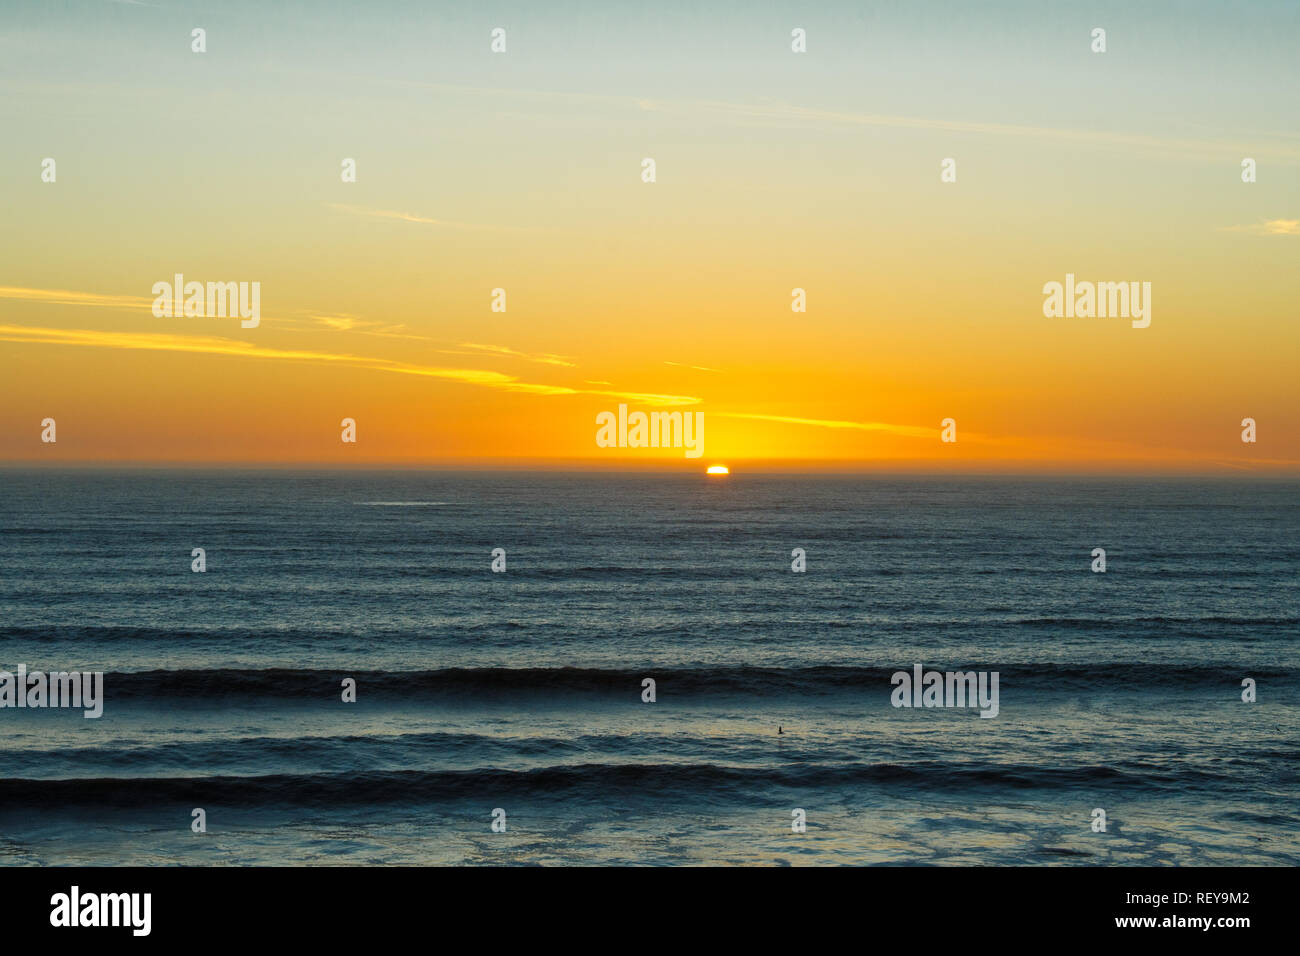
<box><xmin>778</xmin><ymin>726</ymin><xmax>783</xmax><ymax>735</ymax></box>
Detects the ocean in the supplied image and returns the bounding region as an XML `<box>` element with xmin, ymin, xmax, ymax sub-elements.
<box><xmin>0</xmin><ymin>471</ymin><xmax>1296</xmax><ymax>865</ymax></box>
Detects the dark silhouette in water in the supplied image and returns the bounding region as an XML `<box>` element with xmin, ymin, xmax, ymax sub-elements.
<box><xmin>778</xmin><ymin>726</ymin><xmax>783</xmax><ymax>735</ymax></box>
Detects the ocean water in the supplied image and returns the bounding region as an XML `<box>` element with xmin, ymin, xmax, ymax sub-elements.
<box><xmin>0</xmin><ymin>470</ymin><xmax>1296</xmax><ymax>866</ymax></box>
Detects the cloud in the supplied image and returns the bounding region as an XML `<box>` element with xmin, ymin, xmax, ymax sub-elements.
<box><xmin>325</xmin><ymin>203</ymin><xmax>448</xmax><ymax>226</ymax></box>
<box><xmin>324</xmin><ymin>203</ymin><xmax>552</xmax><ymax>234</ymax></box>
<box><xmin>0</xmin><ymin>323</ymin><xmax>398</xmax><ymax>367</ymax></box>
<box><xmin>0</xmin><ymin>323</ymin><xmax>698</xmax><ymax>406</ymax></box>
<box><xmin>277</xmin><ymin>71</ymin><xmax>1300</xmax><ymax>163</ymax></box>
<box><xmin>0</xmin><ymin>286</ymin><xmax>152</xmax><ymax>310</ymax></box>
<box><xmin>0</xmin><ymin>285</ymin><xmax>302</xmax><ymax>326</ymax></box>
<box><xmin>301</xmin><ymin>313</ymin><xmax>427</xmax><ymax>339</ymax></box>
<box><xmin>313</xmin><ymin>313</ymin><xmax>365</xmax><ymax>331</ymax></box>
<box><xmin>683</xmin><ymin>100</ymin><xmax>1291</xmax><ymax>160</ymax></box>
<box><xmin>665</xmin><ymin>361</ymin><xmax>720</xmax><ymax>372</ymax></box>
<box><xmin>715</xmin><ymin>412</ymin><xmax>937</xmax><ymax>439</ymax></box>
<box><xmin>0</xmin><ymin>286</ymin><xmax>403</xmax><ymax>339</ymax></box>
<box><xmin>1222</xmin><ymin>219</ymin><xmax>1300</xmax><ymax>236</ymax></box>
<box><xmin>459</xmin><ymin>343</ymin><xmax>576</xmax><ymax>367</ymax></box>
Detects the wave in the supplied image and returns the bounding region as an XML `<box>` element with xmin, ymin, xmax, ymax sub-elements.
<box><xmin>0</xmin><ymin>760</ymin><xmax>1217</xmax><ymax>810</ymax></box>
<box><xmin>4</xmin><ymin>609</ymin><xmax>1296</xmax><ymax>646</ymax></box>
<box><xmin>27</xmin><ymin>662</ymin><xmax>1293</xmax><ymax>702</ymax></box>
<box><xmin>354</xmin><ymin>501</ymin><xmax>449</xmax><ymax>506</ymax></box>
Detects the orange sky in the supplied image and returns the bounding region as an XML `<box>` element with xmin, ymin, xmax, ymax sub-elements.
<box><xmin>2</xmin><ymin>3</ymin><xmax>1296</xmax><ymax>471</ymax></box>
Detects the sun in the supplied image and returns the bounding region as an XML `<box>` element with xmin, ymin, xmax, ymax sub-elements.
<box><xmin>705</xmin><ymin>465</ymin><xmax>730</xmax><ymax>475</ymax></box>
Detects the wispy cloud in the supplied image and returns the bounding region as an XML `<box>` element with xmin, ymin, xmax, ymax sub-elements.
<box><xmin>0</xmin><ymin>323</ymin><xmax>697</xmax><ymax>406</ymax></box>
<box><xmin>0</xmin><ymin>285</ymin><xmax>310</xmax><ymax>326</ymax></box>
<box><xmin>715</xmin><ymin>412</ymin><xmax>937</xmax><ymax>439</ymax></box>
<box><xmin>301</xmin><ymin>312</ymin><xmax>428</xmax><ymax>339</ymax></box>
<box><xmin>325</xmin><ymin>203</ymin><xmax>551</xmax><ymax>234</ymax></box>
<box><xmin>0</xmin><ymin>286</ymin><xmax>410</xmax><ymax>338</ymax></box>
<box><xmin>274</xmin><ymin>69</ymin><xmax>1300</xmax><ymax>163</ymax></box>
<box><xmin>0</xmin><ymin>323</ymin><xmax>363</xmax><ymax>365</ymax></box>
<box><xmin>665</xmin><ymin>361</ymin><xmax>720</xmax><ymax>373</ymax></box>
<box><xmin>1222</xmin><ymin>219</ymin><xmax>1300</xmax><ymax>236</ymax></box>
<box><xmin>0</xmin><ymin>286</ymin><xmax>152</xmax><ymax>310</ymax></box>
<box><xmin>313</xmin><ymin>313</ymin><xmax>367</xmax><ymax>331</ymax></box>
<box><xmin>325</xmin><ymin>203</ymin><xmax>452</xmax><ymax>226</ymax></box>
<box><xmin>459</xmin><ymin>343</ymin><xmax>576</xmax><ymax>367</ymax></box>
<box><xmin>633</xmin><ymin>98</ymin><xmax>1300</xmax><ymax>162</ymax></box>
<box><xmin>0</xmin><ymin>286</ymin><xmax>592</xmax><ymax>377</ymax></box>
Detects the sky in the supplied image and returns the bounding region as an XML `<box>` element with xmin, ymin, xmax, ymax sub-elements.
<box><xmin>1</xmin><ymin>0</ymin><xmax>1296</xmax><ymax>470</ymax></box>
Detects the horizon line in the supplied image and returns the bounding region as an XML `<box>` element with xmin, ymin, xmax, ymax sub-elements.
<box><xmin>3</xmin><ymin>459</ymin><xmax>1297</xmax><ymax>478</ymax></box>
